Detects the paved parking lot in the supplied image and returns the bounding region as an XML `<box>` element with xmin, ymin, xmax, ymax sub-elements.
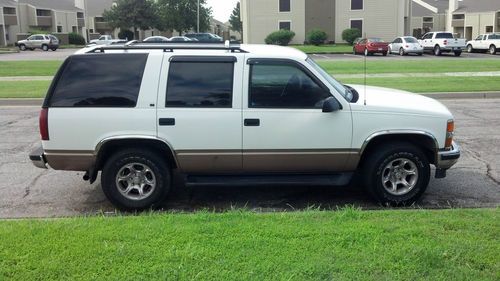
<box><xmin>0</xmin><ymin>98</ymin><xmax>499</xmax><ymax>218</ymax></box>
<box><xmin>311</xmin><ymin>52</ymin><xmax>500</xmax><ymax>60</ymax></box>
<box><xmin>0</xmin><ymin>48</ymin><xmax>78</xmax><ymax>61</ymax></box>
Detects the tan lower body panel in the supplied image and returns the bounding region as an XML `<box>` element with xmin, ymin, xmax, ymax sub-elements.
<box><xmin>44</xmin><ymin>150</ymin><xmax>95</xmax><ymax>171</ymax></box>
<box><xmin>176</xmin><ymin>149</ymin><xmax>360</xmax><ymax>174</ymax></box>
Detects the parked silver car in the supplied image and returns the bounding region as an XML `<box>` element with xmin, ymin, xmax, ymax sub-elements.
<box><xmin>143</xmin><ymin>36</ymin><xmax>169</xmax><ymax>43</ymax></box>
<box><xmin>388</xmin><ymin>36</ymin><xmax>423</xmax><ymax>56</ymax></box>
<box><xmin>15</xmin><ymin>34</ymin><xmax>59</xmax><ymax>51</ymax></box>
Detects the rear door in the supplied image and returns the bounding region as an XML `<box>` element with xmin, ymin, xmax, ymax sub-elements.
<box><xmin>157</xmin><ymin>54</ymin><xmax>244</xmax><ymax>174</ymax></box>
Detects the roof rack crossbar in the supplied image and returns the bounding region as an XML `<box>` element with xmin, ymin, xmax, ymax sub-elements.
<box><xmin>87</xmin><ymin>43</ymin><xmax>247</xmax><ymax>53</ymax></box>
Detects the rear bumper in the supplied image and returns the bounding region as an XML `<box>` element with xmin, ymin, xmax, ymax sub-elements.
<box><xmin>29</xmin><ymin>145</ymin><xmax>47</xmax><ymax>169</ymax></box>
<box><xmin>436</xmin><ymin>141</ymin><xmax>460</xmax><ymax>170</ymax></box>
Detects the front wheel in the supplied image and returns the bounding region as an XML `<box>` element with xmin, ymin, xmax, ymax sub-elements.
<box><xmin>101</xmin><ymin>148</ymin><xmax>171</xmax><ymax>211</ymax></box>
<box><xmin>42</xmin><ymin>45</ymin><xmax>49</xmax><ymax>51</ymax></box>
<box><xmin>454</xmin><ymin>51</ymin><xmax>462</xmax><ymax>57</ymax></box>
<box><xmin>51</xmin><ymin>48</ymin><xmax>57</xmax><ymax>51</ymax></box>
<box><xmin>18</xmin><ymin>44</ymin><xmax>26</xmax><ymax>51</ymax></box>
<box><xmin>467</xmin><ymin>44</ymin><xmax>473</xmax><ymax>53</ymax></box>
<box><xmin>399</xmin><ymin>47</ymin><xmax>405</xmax><ymax>56</ymax></box>
<box><xmin>353</xmin><ymin>47</ymin><xmax>357</xmax><ymax>55</ymax></box>
<box><xmin>362</xmin><ymin>142</ymin><xmax>430</xmax><ymax>206</ymax></box>
<box><xmin>364</xmin><ymin>48</ymin><xmax>369</xmax><ymax>56</ymax></box>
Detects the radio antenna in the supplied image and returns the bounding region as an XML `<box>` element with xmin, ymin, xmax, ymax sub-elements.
<box><xmin>363</xmin><ymin>32</ymin><xmax>367</xmax><ymax>106</ymax></box>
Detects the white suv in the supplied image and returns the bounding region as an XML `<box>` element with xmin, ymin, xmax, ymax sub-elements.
<box><xmin>30</xmin><ymin>42</ymin><xmax>460</xmax><ymax>210</ymax></box>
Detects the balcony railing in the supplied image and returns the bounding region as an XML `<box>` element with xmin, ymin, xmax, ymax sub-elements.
<box><xmin>37</xmin><ymin>16</ymin><xmax>53</xmax><ymax>26</ymax></box>
<box><xmin>4</xmin><ymin>14</ymin><xmax>18</xmax><ymax>26</ymax></box>
<box><xmin>452</xmin><ymin>19</ymin><xmax>465</xmax><ymax>27</ymax></box>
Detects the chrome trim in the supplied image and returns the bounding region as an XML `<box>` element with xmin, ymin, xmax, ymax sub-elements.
<box><xmin>360</xmin><ymin>130</ymin><xmax>440</xmax><ymax>156</ymax></box>
<box><xmin>29</xmin><ymin>145</ymin><xmax>47</xmax><ymax>169</ymax></box>
<box><xmin>437</xmin><ymin>140</ymin><xmax>460</xmax><ymax>170</ymax></box>
<box><xmin>95</xmin><ymin>135</ymin><xmax>179</xmax><ymax>167</ymax></box>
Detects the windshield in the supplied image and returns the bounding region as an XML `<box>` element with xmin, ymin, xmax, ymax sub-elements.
<box><xmin>404</xmin><ymin>37</ymin><xmax>418</xmax><ymax>43</ymax></box>
<box><xmin>306</xmin><ymin>57</ymin><xmax>352</xmax><ymax>102</ymax></box>
<box><xmin>368</xmin><ymin>38</ymin><xmax>384</xmax><ymax>42</ymax></box>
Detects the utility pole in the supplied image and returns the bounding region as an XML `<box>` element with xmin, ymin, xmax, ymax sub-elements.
<box><xmin>197</xmin><ymin>0</ymin><xmax>200</xmax><ymax>33</ymax></box>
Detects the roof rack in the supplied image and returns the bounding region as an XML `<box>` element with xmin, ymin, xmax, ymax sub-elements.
<box><xmin>86</xmin><ymin>40</ymin><xmax>247</xmax><ymax>53</ymax></box>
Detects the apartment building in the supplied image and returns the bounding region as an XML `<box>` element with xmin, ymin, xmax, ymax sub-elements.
<box><xmin>241</xmin><ymin>0</ymin><xmax>411</xmax><ymax>44</ymax></box>
<box><xmin>241</xmin><ymin>0</ymin><xmax>500</xmax><ymax>44</ymax></box>
<box><xmin>0</xmin><ymin>0</ymin><xmax>18</xmax><ymax>46</ymax></box>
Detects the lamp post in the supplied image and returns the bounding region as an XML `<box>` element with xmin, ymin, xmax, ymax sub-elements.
<box><xmin>197</xmin><ymin>0</ymin><xmax>200</xmax><ymax>33</ymax></box>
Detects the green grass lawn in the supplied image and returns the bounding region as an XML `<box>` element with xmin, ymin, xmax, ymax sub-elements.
<box><xmin>0</xmin><ymin>61</ymin><xmax>62</xmax><ymax>77</ymax></box>
<box><xmin>0</xmin><ymin>208</ymin><xmax>498</xmax><ymax>280</ymax></box>
<box><xmin>341</xmin><ymin>76</ymin><xmax>500</xmax><ymax>93</ymax></box>
<box><xmin>292</xmin><ymin>44</ymin><xmax>353</xmax><ymax>54</ymax></box>
<box><xmin>317</xmin><ymin>59</ymin><xmax>500</xmax><ymax>75</ymax></box>
<box><xmin>0</xmin><ymin>81</ymin><xmax>50</xmax><ymax>98</ymax></box>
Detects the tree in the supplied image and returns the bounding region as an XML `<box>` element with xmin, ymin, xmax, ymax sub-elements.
<box><xmin>156</xmin><ymin>0</ymin><xmax>212</xmax><ymax>35</ymax></box>
<box><xmin>229</xmin><ymin>2</ymin><xmax>242</xmax><ymax>41</ymax></box>
<box><xmin>103</xmin><ymin>0</ymin><xmax>157</xmax><ymax>39</ymax></box>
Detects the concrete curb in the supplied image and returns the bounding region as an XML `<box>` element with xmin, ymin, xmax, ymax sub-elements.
<box><xmin>1</xmin><ymin>92</ymin><xmax>499</xmax><ymax>106</ymax></box>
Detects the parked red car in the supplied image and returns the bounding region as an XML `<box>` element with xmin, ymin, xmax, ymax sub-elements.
<box><xmin>353</xmin><ymin>38</ymin><xmax>389</xmax><ymax>56</ymax></box>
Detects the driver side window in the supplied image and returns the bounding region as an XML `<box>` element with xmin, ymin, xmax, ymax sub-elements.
<box><xmin>249</xmin><ymin>62</ymin><xmax>331</xmax><ymax>109</ymax></box>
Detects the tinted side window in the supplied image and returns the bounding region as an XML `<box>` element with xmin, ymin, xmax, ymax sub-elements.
<box><xmin>49</xmin><ymin>54</ymin><xmax>147</xmax><ymax>107</ymax></box>
<box><xmin>166</xmin><ymin>61</ymin><xmax>234</xmax><ymax>108</ymax></box>
<box><xmin>249</xmin><ymin>63</ymin><xmax>331</xmax><ymax>109</ymax></box>
<box><xmin>436</xmin><ymin>33</ymin><xmax>453</xmax><ymax>39</ymax></box>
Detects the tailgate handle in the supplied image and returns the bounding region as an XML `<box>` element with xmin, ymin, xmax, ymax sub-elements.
<box><xmin>159</xmin><ymin>118</ymin><xmax>175</xmax><ymax>126</ymax></box>
<box><xmin>244</xmin><ymin>118</ymin><xmax>260</xmax><ymax>126</ymax></box>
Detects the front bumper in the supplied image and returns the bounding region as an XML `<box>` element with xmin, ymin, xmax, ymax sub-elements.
<box><xmin>29</xmin><ymin>145</ymin><xmax>47</xmax><ymax>169</ymax></box>
<box><xmin>436</xmin><ymin>141</ymin><xmax>460</xmax><ymax>169</ymax></box>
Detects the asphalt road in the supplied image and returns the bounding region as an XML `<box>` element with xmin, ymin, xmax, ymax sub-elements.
<box><xmin>0</xmin><ymin>99</ymin><xmax>499</xmax><ymax>218</ymax></box>
<box><xmin>0</xmin><ymin>48</ymin><xmax>498</xmax><ymax>61</ymax></box>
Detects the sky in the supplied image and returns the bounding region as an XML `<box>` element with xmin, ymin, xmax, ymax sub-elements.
<box><xmin>206</xmin><ymin>0</ymin><xmax>240</xmax><ymax>22</ymax></box>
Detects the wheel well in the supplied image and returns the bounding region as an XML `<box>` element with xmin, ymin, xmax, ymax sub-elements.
<box><xmin>359</xmin><ymin>134</ymin><xmax>437</xmax><ymax>167</ymax></box>
<box><xmin>490</xmin><ymin>44</ymin><xmax>497</xmax><ymax>49</ymax></box>
<box><xmin>95</xmin><ymin>138</ymin><xmax>178</xmax><ymax>171</ymax></box>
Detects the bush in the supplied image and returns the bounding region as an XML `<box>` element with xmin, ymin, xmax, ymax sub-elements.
<box><xmin>342</xmin><ymin>28</ymin><xmax>362</xmax><ymax>45</ymax></box>
<box><xmin>118</xmin><ymin>30</ymin><xmax>134</xmax><ymax>40</ymax></box>
<box><xmin>68</xmin><ymin>32</ymin><xmax>85</xmax><ymax>45</ymax></box>
<box><xmin>307</xmin><ymin>29</ymin><xmax>328</xmax><ymax>45</ymax></box>
<box><xmin>265</xmin><ymin>30</ymin><xmax>295</xmax><ymax>46</ymax></box>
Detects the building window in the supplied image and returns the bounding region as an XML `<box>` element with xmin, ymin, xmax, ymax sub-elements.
<box><xmin>72</xmin><ymin>26</ymin><xmax>77</xmax><ymax>33</ymax></box>
<box><xmin>89</xmin><ymin>29</ymin><xmax>94</xmax><ymax>33</ymax></box>
<box><xmin>3</xmin><ymin>7</ymin><xmax>16</xmax><ymax>15</ymax></box>
<box><xmin>279</xmin><ymin>21</ymin><xmax>291</xmax><ymax>31</ymax></box>
<box><xmin>57</xmin><ymin>26</ymin><xmax>62</xmax><ymax>33</ymax></box>
<box><xmin>77</xmin><ymin>12</ymin><xmax>84</xmax><ymax>19</ymax></box>
<box><xmin>36</xmin><ymin>9</ymin><xmax>51</xmax><ymax>16</ymax></box>
<box><xmin>486</xmin><ymin>26</ymin><xmax>493</xmax><ymax>33</ymax></box>
<box><xmin>351</xmin><ymin>0</ymin><xmax>363</xmax><ymax>10</ymax></box>
<box><xmin>279</xmin><ymin>0</ymin><xmax>290</xmax><ymax>12</ymax></box>
<box><xmin>350</xmin><ymin>19</ymin><xmax>363</xmax><ymax>35</ymax></box>
<box><xmin>95</xmin><ymin>17</ymin><xmax>105</xmax><ymax>22</ymax></box>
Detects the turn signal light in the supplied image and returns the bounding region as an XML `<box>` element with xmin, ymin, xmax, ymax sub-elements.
<box><xmin>445</xmin><ymin>120</ymin><xmax>454</xmax><ymax>149</ymax></box>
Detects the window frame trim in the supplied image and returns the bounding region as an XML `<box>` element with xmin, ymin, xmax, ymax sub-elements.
<box><xmin>349</xmin><ymin>18</ymin><xmax>364</xmax><ymax>35</ymax></box>
<box><xmin>278</xmin><ymin>0</ymin><xmax>291</xmax><ymax>13</ymax></box>
<box><xmin>278</xmin><ymin>20</ymin><xmax>292</xmax><ymax>31</ymax></box>
<box><xmin>165</xmin><ymin>57</ymin><xmax>236</xmax><ymax>108</ymax></box>
<box><xmin>247</xmin><ymin>58</ymin><xmax>334</xmax><ymax>110</ymax></box>
<box><xmin>349</xmin><ymin>0</ymin><xmax>364</xmax><ymax>11</ymax></box>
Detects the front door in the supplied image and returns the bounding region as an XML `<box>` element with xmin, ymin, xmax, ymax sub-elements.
<box><xmin>241</xmin><ymin>59</ymin><xmax>354</xmax><ymax>173</ymax></box>
<box><xmin>157</xmin><ymin>54</ymin><xmax>244</xmax><ymax>174</ymax></box>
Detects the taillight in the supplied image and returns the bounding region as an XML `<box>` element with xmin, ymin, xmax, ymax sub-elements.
<box><xmin>443</xmin><ymin>40</ymin><xmax>448</xmax><ymax>45</ymax></box>
<box><xmin>405</xmin><ymin>45</ymin><xmax>409</xmax><ymax>48</ymax></box>
<box><xmin>39</xmin><ymin>108</ymin><xmax>49</xmax><ymax>141</ymax></box>
<box><xmin>445</xmin><ymin>120</ymin><xmax>454</xmax><ymax>149</ymax></box>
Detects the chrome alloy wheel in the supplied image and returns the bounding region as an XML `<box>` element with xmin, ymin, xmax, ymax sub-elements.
<box><xmin>381</xmin><ymin>158</ymin><xmax>418</xmax><ymax>195</ymax></box>
<box><xmin>115</xmin><ymin>163</ymin><xmax>156</xmax><ymax>200</ymax></box>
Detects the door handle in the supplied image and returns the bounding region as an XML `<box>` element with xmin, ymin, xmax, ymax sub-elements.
<box><xmin>159</xmin><ymin>118</ymin><xmax>175</xmax><ymax>126</ymax></box>
<box><xmin>244</xmin><ymin>118</ymin><xmax>260</xmax><ymax>126</ymax></box>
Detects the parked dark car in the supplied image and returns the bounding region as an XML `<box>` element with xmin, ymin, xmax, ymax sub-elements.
<box><xmin>184</xmin><ymin>33</ymin><xmax>223</xmax><ymax>43</ymax></box>
<box><xmin>353</xmin><ymin>38</ymin><xmax>389</xmax><ymax>56</ymax></box>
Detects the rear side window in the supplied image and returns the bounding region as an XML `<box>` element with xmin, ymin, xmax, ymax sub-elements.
<box><xmin>49</xmin><ymin>54</ymin><xmax>147</xmax><ymax>107</ymax></box>
<box><xmin>166</xmin><ymin>58</ymin><xmax>234</xmax><ymax>108</ymax></box>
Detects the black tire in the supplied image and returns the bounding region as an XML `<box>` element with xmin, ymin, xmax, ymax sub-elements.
<box><xmin>51</xmin><ymin>48</ymin><xmax>57</xmax><ymax>51</ymax></box>
<box><xmin>362</xmin><ymin>142</ymin><xmax>430</xmax><ymax>206</ymax></box>
<box><xmin>42</xmin><ymin>44</ymin><xmax>49</xmax><ymax>51</ymax></box>
<box><xmin>382</xmin><ymin>51</ymin><xmax>387</xmax><ymax>56</ymax></box>
<box><xmin>399</xmin><ymin>47</ymin><xmax>405</xmax><ymax>56</ymax></box>
<box><xmin>101</xmin><ymin>148</ymin><xmax>171</xmax><ymax>211</ymax></box>
<box><xmin>418</xmin><ymin>52</ymin><xmax>423</xmax><ymax>56</ymax></box>
<box><xmin>454</xmin><ymin>51</ymin><xmax>462</xmax><ymax>57</ymax></box>
<box><xmin>18</xmin><ymin>44</ymin><xmax>26</xmax><ymax>51</ymax></box>
<box><xmin>434</xmin><ymin>45</ymin><xmax>441</xmax><ymax>56</ymax></box>
<box><xmin>364</xmin><ymin>48</ymin><xmax>369</xmax><ymax>56</ymax></box>
<box><xmin>467</xmin><ymin>44</ymin><xmax>473</xmax><ymax>53</ymax></box>
<box><xmin>489</xmin><ymin>45</ymin><xmax>497</xmax><ymax>55</ymax></box>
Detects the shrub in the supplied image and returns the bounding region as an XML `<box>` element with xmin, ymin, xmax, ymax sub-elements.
<box><xmin>118</xmin><ymin>29</ymin><xmax>134</xmax><ymax>40</ymax></box>
<box><xmin>307</xmin><ymin>29</ymin><xmax>328</xmax><ymax>45</ymax></box>
<box><xmin>68</xmin><ymin>32</ymin><xmax>86</xmax><ymax>45</ymax></box>
<box><xmin>342</xmin><ymin>28</ymin><xmax>362</xmax><ymax>45</ymax></box>
<box><xmin>265</xmin><ymin>30</ymin><xmax>295</xmax><ymax>46</ymax></box>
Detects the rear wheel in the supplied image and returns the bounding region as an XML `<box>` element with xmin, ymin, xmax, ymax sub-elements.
<box><xmin>353</xmin><ymin>47</ymin><xmax>357</xmax><ymax>55</ymax></box>
<box><xmin>399</xmin><ymin>47</ymin><xmax>405</xmax><ymax>56</ymax></box>
<box><xmin>454</xmin><ymin>51</ymin><xmax>462</xmax><ymax>57</ymax></box>
<box><xmin>490</xmin><ymin>45</ymin><xmax>497</xmax><ymax>55</ymax></box>
<box><xmin>362</xmin><ymin>142</ymin><xmax>430</xmax><ymax>206</ymax></box>
<box><xmin>101</xmin><ymin>148</ymin><xmax>171</xmax><ymax>211</ymax></box>
<box><xmin>18</xmin><ymin>44</ymin><xmax>26</xmax><ymax>51</ymax></box>
<box><xmin>364</xmin><ymin>48</ymin><xmax>369</xmax><ymax>56</ymax></box>
<box><xmin>51</xmin><ymin>48</ymin><xmax>57</xmax><ymax>51</ymax></box>
<box><xmin>382</xmin><ymin>51</ymin><xmax>387</xmax><ymax>56</ymax></box>
<box><xmin>434</xmin><ymin>45</ymin><xmax>441</xmax><ymax>56</ymax></box>
<box><xmin>42</xmin><ymin>44</ymin><xmax>49</xmax><ymax>51</ymax></box>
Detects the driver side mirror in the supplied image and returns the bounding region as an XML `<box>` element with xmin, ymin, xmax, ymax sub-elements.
<box><xmin>322</xmin><ymin>97</ymin><xmax>342</xmax><ymax>113</ymax></box>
